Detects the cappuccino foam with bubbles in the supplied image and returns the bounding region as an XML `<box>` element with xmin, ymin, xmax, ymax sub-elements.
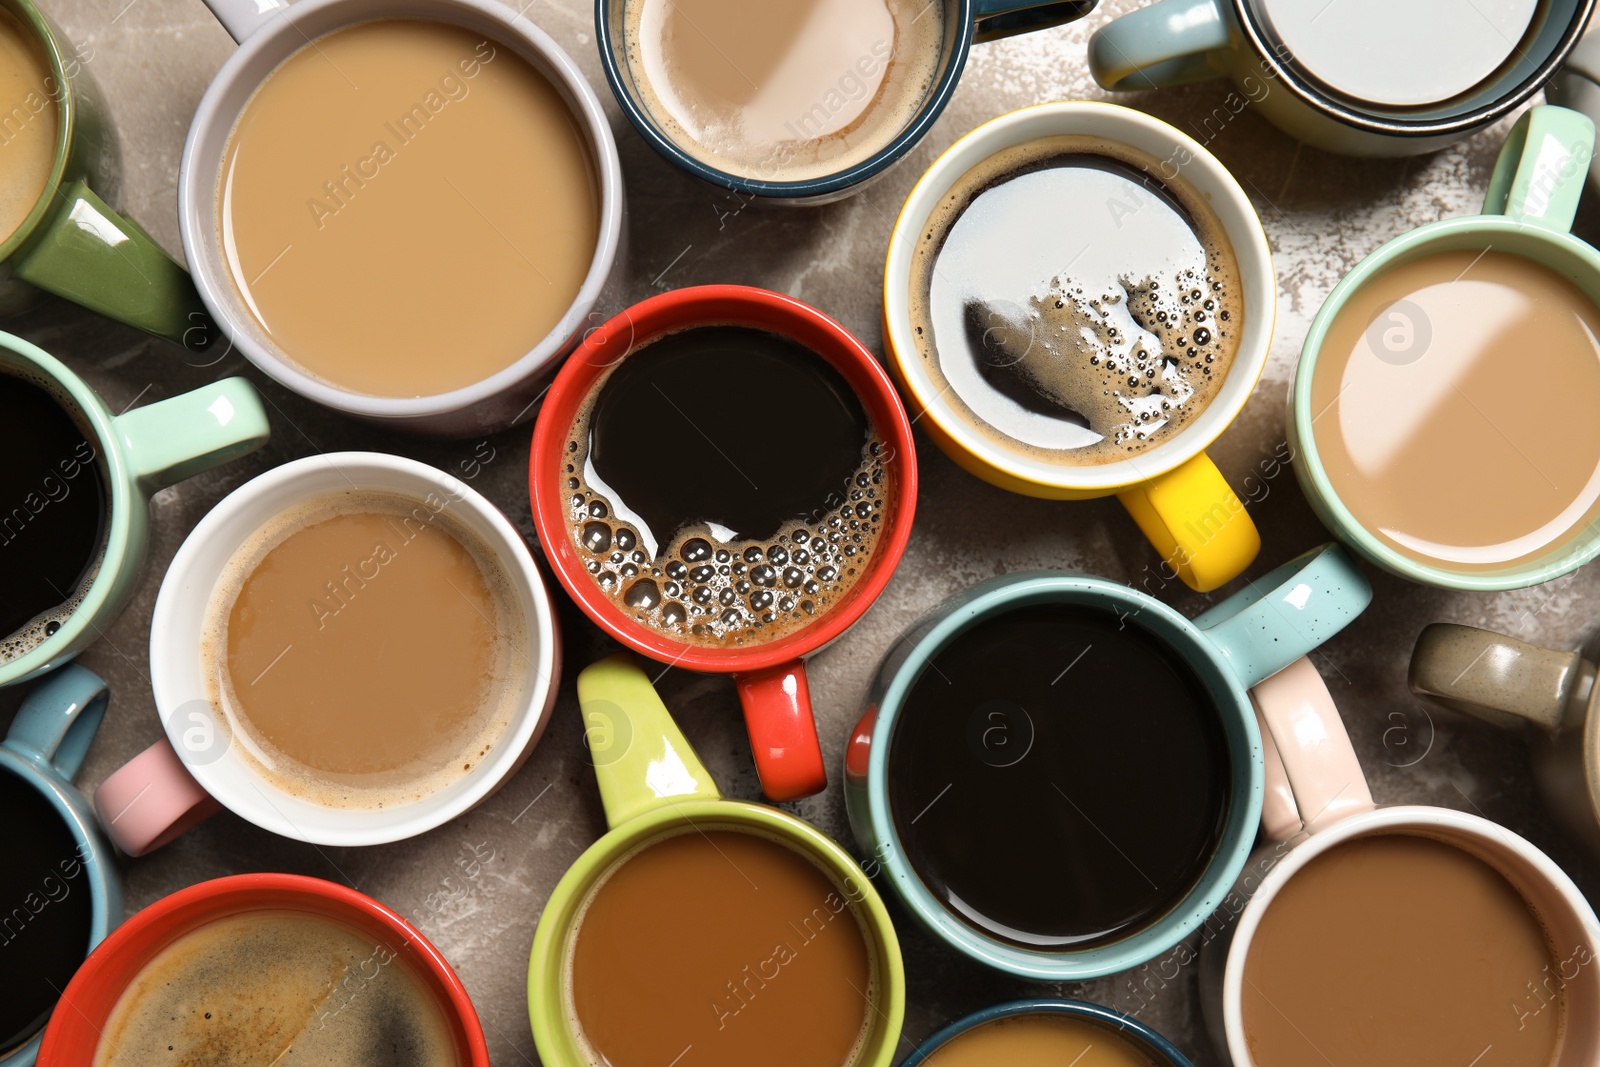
<box><xmin>909</xmin><ymin>135</ymin><xmax>1245</xmax><ymax>465</ymax></box>
<box><xmin>622</xmin><ymin>0</ymin><xmax>944</xmax><ymax>182</ymax></box>
<box><xmin>203</xmin><ymin>488</ymin><xmax>526</xmax><ymax>809</ymax></box>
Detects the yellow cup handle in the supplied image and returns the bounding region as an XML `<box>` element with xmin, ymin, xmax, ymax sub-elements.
<box><xmin>1116</xmin><ymin>451</ymin><xmax>1260</xmax><ymax>592</ymax></box>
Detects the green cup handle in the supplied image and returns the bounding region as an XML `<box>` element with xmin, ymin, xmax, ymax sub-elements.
<box><xmin>111</xmin><ymin>377</ymin><xmax>271</xmax><ymax>494</ymax></box>
<box><xmin>1192</xmin><ymin>543</ymin><xmax>1372</xmax><ymax>689</ymax></box>
<box><xmin>11</xmin><ymin>179</ymin><xmax>220</xmax><ymax>354</ymax></box>
<box><xmin>1088</xmin><ymin>0</ymin><xmax>1229</xmax><ymax>91</ymax></box>
<box><xmin>1482</xmin><ymin>104</ymin><xmax>1595</xmax><ymax>232</ymax></box>
<box><xmin>973</xmin><ymin>0</ymin><xmax>1098</xmax><ymax>42</ymax></box>
<box><xmin>577</xmin><ymin>653</ymin><xmax>721</xmax><ymax>829</ymax></box>
<box><xmin>1409</xmin><ymin>623</ymin><xmax>1592</xmax><ymax>734</ymax></box>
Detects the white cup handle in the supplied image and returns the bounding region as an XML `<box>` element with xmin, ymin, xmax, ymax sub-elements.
<box><xmin>204</xmin><ymin>0</ymin><xmax>291</xmax><ymax>45</ymax></box>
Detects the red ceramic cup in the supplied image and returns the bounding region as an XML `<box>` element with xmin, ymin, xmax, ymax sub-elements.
<box><xmin>529</xmin><ymin>285</ymin><xmax>917</xmax><ymax>802</ymax></box>
<box><xmin>37</xmin><ymin>873</ymin><xmax>489</xmax><ymax>1067</ymax></box>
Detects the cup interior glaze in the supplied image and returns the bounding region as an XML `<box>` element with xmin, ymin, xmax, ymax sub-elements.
<box><xmin>178</xmin><ymin>0</ymin><xmax>624</xmax><ymax>428</ymax></box>
<box><xmin>35</xmin><ymin>874</ymin><xmax>489</xmax><ymax>1067</ymax></box>
<box><xmin>146</xmin><ymin>452</ymin><xmax>560</xmax><ymax>846</ymax></box>
<box><xmin>883</xmin><ymin>101</ymin><xmax>1275</xmax><ymax>497</ymax></box>
<box><xmin>1220</xmin><ymin>806</ymin><xmax>1600</xmax><ymax>1067</ymax></box>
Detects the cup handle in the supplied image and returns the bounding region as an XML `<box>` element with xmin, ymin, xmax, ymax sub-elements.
<box><xmin>973</xmin><ymin>0</ymin><xmax>1098</xmax><ymax>42</ymax></box>
<box><xmin>1252</xmin><ymin>657</ymin><xmax>1375</xmax><ymax>840</ymax></box>
<box><xmin>10</xmin><ymin>179</ymin><xmax>218</xmax><ymax>353</ymax></box>
<box><xmin>1193</xmin><ymin>542</ymin><xmax>1372</xmax><ymax>689</ymax></box>
<box><xmin>93</xmin><ymin>739</ymin><xmax>222</xmax><ymax>856</ymax></box>
<box><xmin>1</xmin><ymin>663</ymin><xmax>108</xmax><ymax>780</ymax></box>
<box><xmin>1088</xmin><ymin>0</ymin><xmax>1230</xmax><ymax>91</ymax></box>
<box><xmin>111</xmin><ymin>377</ymin><xmax>270</xmax><ymax>494</ymax></box>
<box><xmin>1481</xmin><ymin>104</ymin><xmax>1595</xmax><ymax>233</ymax></box>
<box><xmin>577</xmin><ymin>653</ymin><xmax>721</xmax><ymax>830</ymax></box>
<box><xmin>1409</xmin><ymin>623</ymin><xmax>1591</xmax><ymax>734</ymax></box>
<box><xmin>1116</xmin><ymin>450</ymin><xmax>1260</xmax><ymax>592</ymax></box>
<box><xmin>1546</xmin><ymin>31</ymin><xmax>1600</xmax><ymax>192</ymax></box>
<box><xmin>200</xmin><ymin>0</ymin><xmax>291</xmax><ymax>44</ymax></box>
<box><xmin>734</xmin><ymin>661</ymin><xmax>828</xmax><ymax>802</ymax></box>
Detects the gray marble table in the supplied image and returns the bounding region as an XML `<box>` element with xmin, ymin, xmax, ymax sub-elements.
<box><xmin>7</xmin><ymin>1</ymin><xmax>1600</xmax><ymax>1063</ymax></box>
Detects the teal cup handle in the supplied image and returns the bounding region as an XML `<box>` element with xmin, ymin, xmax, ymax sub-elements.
<box><xmin>111</xmin><ymin>377</ymin><xmax>272</xmax><ymax>493</ymax></box>
<box><xmin>1193</xmin><ymin>544</ymin><xmax>1372</xmax><ymax>688</ymax></box>
<box><xmin>0</xmin><ymin>663</ymin><xmax>122</xmax><ymax>1067</ymax></box>
<box><xmin>1481</xmin><ymin>104</ymin><xmax>1593</xmax><ymax>230</ymax></box>
<box><xmin>2</xmin><ymin>663</ymin><xmax>109</xmax><ymax>779</ymax></box>
<box><xmin>1087</xmin><ymin>0</ymin><xmax>1229</xmax><ymax>90</ymax></box>
<box><xmin>843</xmin><ymin>543</ymin><xmax>1371</xmax><ymax>981</ymax></box>
<box><xmin>974</xmin><ymin>0</ymin><xmax>1099</xmax><ymax>41</ymax></box>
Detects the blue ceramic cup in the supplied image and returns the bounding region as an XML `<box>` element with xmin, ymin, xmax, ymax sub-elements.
<box><xmin>0</xmin><ymin>665</ymin><xmax>120</xmax><ymax>1067</ymax></box>
<box><xmin>844</xmin><ymin>544</ymin><xmax>1371</xmax><ymax>980</ymax></box>
<box><xmin>595</xmin><ymin>0</ymin><xmax>1098</xmax><ymax>202</ymax></box>
<box><xmin>901</xmin><ymin>998</ymin><xmax>1195</xmax><ymax>1066</ymax></box>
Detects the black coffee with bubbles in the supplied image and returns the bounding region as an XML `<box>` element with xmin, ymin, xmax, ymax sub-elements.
<box><xmin>566</xmin><ymin>326</ymin><xmax>888</xmax><ymax>646</ymax></box>
<box><xmin>888</xmin><ymin>603</ymin><xmax>1229</xmax><ymax>948</ymax></box>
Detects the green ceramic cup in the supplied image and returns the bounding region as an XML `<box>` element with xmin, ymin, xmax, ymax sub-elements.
<box><xmin>0</xmin><ymin>329</ymin><xmax>269</xmax><ymax>687</ymax></box>
<box><xmin>1289</xmin><ymin>104</ymin><xmax>1600</xmax><ymax>590</ymax></box>
<box><xmin>0</xmin><ymin>0</ymin><xmax>215</xmax><ymax>350</ymax></box>
<box><xmin>528</xmin><ymin>653</ymin><xmax>905</xmax><ymax>1067</ymax></box>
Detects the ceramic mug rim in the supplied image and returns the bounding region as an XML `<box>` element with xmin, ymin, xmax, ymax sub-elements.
<box><xmin>177</xmin><ymin>0</ymin><xmax>625</xmax><ymax>422</ymax></box>
<box><xmin>898</xmin><ymin>997</ymin><xmax>1196</xmax><ymax>1066</ymax></box>
<box><xmin>1219</xmin><ymin>803</ymin><xmax>1600</xmax><ymax>1067</ymax></box>
<box><xmin>1290</xmin><ymin>215</ymin><xmax>1600</xmax><ymax>590</ymax></box>
<box><xmin>0</xmin><ymin>332</ymin><xmax>137</xmax><ymax>688</ymax></box>
<box><xmin>591</xmin><ymin>0</ymin><xmax>976</xmax><ymax>199</ymax></box>
<box><xmin>860</xmin><ymin>572</ymin><xmax>1264</xmax><ymax>980</ymax></box>
<box><xmin>527</xmin><ymin>797</ymin><xmax>907</xmax><ymax>1067</ymax></box>
<box><xmin>882</xmin><ymin>100</ymin><xmax>1277</xmax><ymax>495</ymax></box>
<box><xmin>147</xmin><ymin>451</ymin><xmax>561</xmax><ymax>846</ymax></box>
<box><xmin>35</xmin><ymin>872</ymin><xmax>489</xmax><ymax>1067</ymax></box>
<box><xmin>1227</xmin><ymin>0</ymin><xmax>1597</xmax><ymax>137</ymax></box>
<box><xmin>527</xmin><ymin>283</ymin><xmax>919</xmax><ymax>676</ymax></box>
<box><xmin>0</xmin><ymin>0</ymin><xmax>76</xmax><ymax>262</ymax></box>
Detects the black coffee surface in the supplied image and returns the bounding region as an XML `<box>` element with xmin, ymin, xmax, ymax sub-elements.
<box><xmin>586</xmin><ymin>325</ymin><xmax>870</xmax><ymax>547</ymax></box>
<box><xmin>0</xmin><ymin>375</ymin><xmax>104</xmax><ymax>644</ymax></box>
<box><xmin>888</xmin><ymin>604</ymin><xmax>1229</xmax><ymax>948</ymax></box>
<box><xmin>0</xmin><ymin>769</ymin><xmax>93</xmax><ymax>1048</ymax></box>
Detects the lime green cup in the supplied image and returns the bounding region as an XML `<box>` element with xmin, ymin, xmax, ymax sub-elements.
<box><xmin>0</xmin><ymin>0</ymin><xmax>215</xmax><ymax>350</ymax></box>
<box><xmin>528</xmin><ymin>653</ymin><xmax>905</xmax><ymax>1067</ymax></box>
<box><xmin>1289</xmin><ymin>104</ymin><xmax>1600</xmax><ymax>590</ymax></box>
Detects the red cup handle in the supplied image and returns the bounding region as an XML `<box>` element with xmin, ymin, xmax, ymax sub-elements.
<box><xmin>734</xmin><ymin>660</ymin><xmax>827</xmax><ymax>801</ymax></box>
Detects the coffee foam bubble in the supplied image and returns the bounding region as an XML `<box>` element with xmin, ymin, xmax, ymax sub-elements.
<box><xmin>197</xmin><ymin>487</ymin><xmax>527</xmax><ymax>810</ymax></box>
<box><xmin>620</xmin><ymin>0</ymin><xmax>946</xmax><ymax>183</ymax></box>
<box><xmin>908</xmin><ymin>134</ymin><xmax>1246</xmax><ymax>466</ymax></box>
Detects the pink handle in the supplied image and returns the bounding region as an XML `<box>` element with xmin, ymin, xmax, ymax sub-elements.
<box><xmin>1249</xmin><ymin>656</ymin><xmax>1374</xmax><ymax>840</ymax></box>
<box><xmin>93</xmin><ymin>739</ymin><xmax>222</xmax><ymax>856</ymax></box>
<box><xmin>734</xmin><ymin>660</ymin><xmax>827</xmax><ymax>802</ymax></box>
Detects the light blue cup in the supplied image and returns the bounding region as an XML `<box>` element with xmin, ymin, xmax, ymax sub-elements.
<box><xmin>901</xmin><ymin>999</ymin><xmax>1195</xmax><ymax>1066</ymax></box>
<box><xmin>844</xmin><ymin>544</ymin><xmax>1371</xmax><ymax>979</ymax></box>
<box><xmin>0</xmin><ymin>665</ymin><xmax>121</xmax><ymax>1067</ymax></box>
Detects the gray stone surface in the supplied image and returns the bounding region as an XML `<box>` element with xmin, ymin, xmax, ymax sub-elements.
<box><xmin>7</xmin><ymin>1</ymin><xmax>1600</xmax><ymax>1063</ymax></box>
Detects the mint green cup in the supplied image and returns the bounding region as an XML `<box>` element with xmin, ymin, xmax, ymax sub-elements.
<box><xmin>0</xmin><ymin>0</ymin><xmax>215</xmax><ymax>350</ymax></box>
<box><xmin>0</xmin><ymin>330</ymin><xmax>269</xmax><ymax>687</ymax></box>
<box><xmin>1289</xmin><ymin>104</ymin><xmax>1600</xmax><ymax>591</ymax></box>
<box><xmin>844</xmin><ymin>545</ymin><xmax>1371</xmax><ymax>980</ymax></box>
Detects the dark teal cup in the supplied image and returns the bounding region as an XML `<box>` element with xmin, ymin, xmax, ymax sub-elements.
<box><xmin>902</xmin><ymin>998</ymin><xmax>1195</xmax><ymax>1066</ymax></box>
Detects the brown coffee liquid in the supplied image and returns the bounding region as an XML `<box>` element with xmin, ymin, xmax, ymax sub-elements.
<box><xmin>1243</xmin><ymin>834</ymin><xmax>1566</xmax><ymax>1067</ymax></box>
<box><xmin>1311</xmin><ymin>248</ymin><xmax>1600</xmax><ymax>571</ymax></box>
<box><xmin>93</xmin><ymin>911</ymin><xmax>460</xmax><ymax>1067</ymax></box>
<box><xmin>623</xmin><ymin>0</ymin><xmax>943</xmax><ymax>182</ymax></box>
<box><xmin>569</xmin><ymin>829</ymin><xmax>874</xmax><ymax>1067</ymax></box>
<box><xmin>909</xmin><ymin>136</ymin><xmax>1244</xmax><ymax>465</ymax></box>
<box><xmin>0</xmin><ymin>7</ymin><xmax>57</xmax><ymax>241</ymax></box>
<box><xmin>218</xmin><ymin>20</ymin><xmax>599</xmax><ymax>398</ymax></box>
<box><xmin>208</xmin><ymin>490</ymin><xmax>526</xmax><ymax>808</ymax></box>
<box><xmin>925</xmin><ymin>1013</ymin><xmax>1158</xmax><ymax>1067</ymax></box>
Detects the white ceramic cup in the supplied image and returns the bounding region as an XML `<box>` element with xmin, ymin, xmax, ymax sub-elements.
<box><xmin>178</xmin><ymin>0</ymin><xmax>625</xmax><ymax>436</ymax></box>
<box><xmin>93</xmin><ymin>452</ymin><xmax>561</xmax><ymax>853</ymax></box>
<box><xmin>1201</xmin><ymin>658</ymin><xmax>1600</xmax><ymax>1066</ymax></box>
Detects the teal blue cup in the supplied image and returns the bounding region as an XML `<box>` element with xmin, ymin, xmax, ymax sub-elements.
<box><xmin>0</xmin><ymin>664</ymin><xmax>121</xmax><ymax>1067</ymax></box>
<box><xmin>843</xmin><ymin>544</ymin><xmax>1371</xmax><ymax>979</ymax></box>
<box><xmin>1289</xmin><ymin>105</ymin><xmax>1600</xmax><ymax>591</ymax></box>
<box><xmin>900</xmin><ymin>999</ymin><xmax>1194</xmax><ymax>1066</ymax></box>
